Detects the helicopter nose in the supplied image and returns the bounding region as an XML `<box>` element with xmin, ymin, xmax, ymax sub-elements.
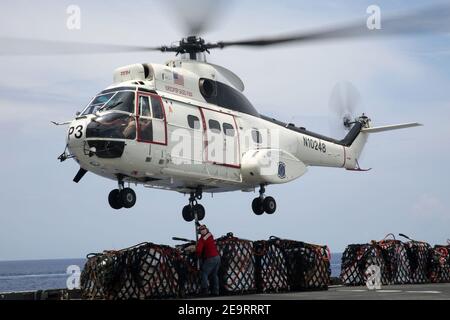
<box><xmin>66</xmin><ymin>118</ymin><xmax>89</xmax><ymax>159</ymax></box>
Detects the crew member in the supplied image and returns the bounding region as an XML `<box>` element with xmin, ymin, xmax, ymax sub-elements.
<box><xmin>196</xmin><ymin>224</ymin><xmax>221</xmax><ymax>296</ymax></box>
<box><xmin>122</xmin><ymin>116</ymin><xmax>136</xmax><ymax>139</ymax></box>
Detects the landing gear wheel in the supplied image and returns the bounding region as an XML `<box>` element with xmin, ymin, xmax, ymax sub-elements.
<box><xmin>252</xmin><ymin>198</ymin><xmax>264</xmax><ymax>215</ymax></box>
<box><xmin>108</xmin><ymin>189</ymin><xmax>123</xmax><ymax>210</ymax></box>
<box><xmin>193</xmin><ymin>204</ymin><xmax>205</xmax><ymax>221</ymax></box>
<box><xmin>121</xmin><ymin>188</ymin><xmax>136</xmax><ymax>209</ymax></box>
<box><xmin>182</xmin><ymin>189</ymin><xmax>206</xmax><ymax>222</ymax></box>
<box><xmin>182</xmin><ymin>205</ymin><xmax>194</xmax><ymax>222</ymax></box>
<box><xmin>263</xmin><ymin>196</ymin><xmax>277</xmax><ymax>214</ymax></box>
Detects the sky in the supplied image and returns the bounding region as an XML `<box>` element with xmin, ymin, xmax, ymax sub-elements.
<box><xmin>0</xmin><ymin>0</ymin><xmax>449</xmax><ymax>261</ymax></box>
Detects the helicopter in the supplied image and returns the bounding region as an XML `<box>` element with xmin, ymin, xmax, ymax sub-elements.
<box><xmin>3</xmin><ymin>4</ymin><xmax>448</xmax><ymax>222</ymax></box>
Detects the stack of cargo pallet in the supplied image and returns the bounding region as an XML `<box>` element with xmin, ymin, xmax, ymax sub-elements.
<box><xmin>80</xmin><ymin>234</ymin><xmax>331</xmax><ymax>299</ymax></box>
<box><xmin>254</xmin><ymin>239</ymin><xmax>289</xmax><ymax>293</ymax></box>
<box><xmin>81</xmin><ymin>242</ymin><xmax>181</xmax><ymax>299</ymax></box>
<box><xmin>429</xmin><ymin>242</ymin><xmax>450</xmax><ymax>283</ymax></box>
<box><xmin>216</xmin><ymin>233</ymin><xmax>257</xmax><ymax>295</ymax></box>
<box><xmin>255</xmin><ymin>237</ymin><xmax>331</xmax><ymax>292</ymax></box>
<box><xmin>340</xmin><ymin>234</ymin><xmax>450</xmax><ymax>285</ymax></box>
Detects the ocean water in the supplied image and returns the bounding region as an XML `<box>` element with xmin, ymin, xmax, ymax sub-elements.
<box><xmin>0</xmin><ymin>253</ymin><xmax>342</xmax><ymax>293</ymax></box>
<box><xmin>330</xmin><ymin>253</ymin><xmax>342</xmax><ymax>278</ymax></box>
<box><xmin>0</xmin><ymin>259</ymin><xmax>86</xmax><ymax>293</ymax></box>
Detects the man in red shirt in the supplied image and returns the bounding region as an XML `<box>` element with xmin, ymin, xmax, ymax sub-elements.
<box><xmin>196</xmin><ymin>224</ymin><xmax>221</xmax><ymax>296</ymax></box>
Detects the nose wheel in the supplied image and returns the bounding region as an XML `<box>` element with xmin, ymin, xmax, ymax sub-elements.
<box><xmin>108</xmin><ymin>180</ymin><xmax>137</xmax><ymax>210</ymax></box>
<box><xmin>182</xmin><ymin>190</ymin><xmax>205</xmax><ymax>222</ymax></box>
<box><xmin>252</xmin><ymin>185</ymin><xmax>277</xmax><ymax>215</ymax></box>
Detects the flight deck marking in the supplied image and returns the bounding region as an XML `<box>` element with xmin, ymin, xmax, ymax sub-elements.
<box><xmin>337</xmin><ymin>289</ymin><xmax>368</xmax><ymax>292</ymax></box>
<box><xmin>406</xmin><ymin>290</ymin><xmax>441</xmax><ymax>294</ymax></box>
<box><xmin>337</xmin><ymin>289</ymin><xmax>442</xmax><ymax>294</ymax></box>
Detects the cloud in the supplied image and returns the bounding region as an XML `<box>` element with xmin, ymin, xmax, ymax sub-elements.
<box><xmin>412</xmin><ymin>194</ymin><xmax>449</xmax><ymax>220</ymax></box>
<box><xmin>415</xmin><ymin>49</ymin><xmax>450</xmax><ymax>57</ymax></box>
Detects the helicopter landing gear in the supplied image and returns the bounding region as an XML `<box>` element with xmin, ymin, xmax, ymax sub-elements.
<box><xmin>108</xmin><ymin>189</ymin><xmax>123</xmax><ymax>210</ymax></box>
<box><xmin>121</xmin><ymin>188</ymin><xmax>137</xmax><ymax>208</ymax></box>
<box><xmin>182</xmin><ymin>189</ymin><xmax>205</xmax><ymax>222</ymax></box>
<box><xmin>108</xmin><ymin>179</ymin><xmax>136</xmax><ymax>210</ymax></box>
<box><xmin>252</xmin><ymin>185</ymin><xmax>277</xmax><ymax>215</ymax></box>
<box><xmin>263</xmin><ymin>196</ymin><xmax>277</xmax><ymax>214</ymax></box>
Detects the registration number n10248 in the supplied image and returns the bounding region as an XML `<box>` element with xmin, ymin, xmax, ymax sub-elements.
<box><xmin>303</xmin><ymin>137</ymin><xmax>326</xmax><ymax>153</ymax></box>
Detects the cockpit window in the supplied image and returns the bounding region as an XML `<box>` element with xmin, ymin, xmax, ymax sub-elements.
<box><xmin>92</xmin><ymin>93</ymin><xmax>114</xmax><ymax>106</ymax></box>
<box><xmin>81</xmin><ymin>91</ymin><xmax>135</xmax><ymax>115</ymax></box>
<box><xmin>101</xmin><ymin>91</ymin><xmax>135</xmax><ymax>113</ymax></box>
<box><xmin>81</xmin><ymin>93</ymin><xmax>114</xmax><ymax>115</ymax></box>
<box><xmin>86</xmin><ymin>113</ymin><xmax>136</xmax><ymax>140</ymax></box>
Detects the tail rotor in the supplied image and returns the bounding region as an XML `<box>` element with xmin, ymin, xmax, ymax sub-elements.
<box><xmin>328</xmin><ymin>81</ymin><xmax>363</xmax><ymax>139</ymax></box>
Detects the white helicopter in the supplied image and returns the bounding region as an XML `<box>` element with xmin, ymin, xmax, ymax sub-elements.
<box><xmin>4</xmin><ymin>4</ymin><xmax>448</xmax><ymax>222</ymax></box>
<box><xmin>59</xmin><ymin>53</ymin><xmax>419</xmax><ymax>222</ymax></box>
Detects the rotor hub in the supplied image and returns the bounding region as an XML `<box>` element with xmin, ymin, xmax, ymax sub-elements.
<box><xmin>161</xmin><ymin>36</ymin><xmax>218</xmax><ymax>60</ymax></box>
<box><xmin>180</xmin><ymin>36</ymin><xmax>206</xmax><ymax>52</ymax></box>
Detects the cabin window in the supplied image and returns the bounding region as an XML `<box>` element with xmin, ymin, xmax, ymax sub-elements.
<box><xmin>208</xmin><ymin>120</ymin><xmax>221</xmax><ymax>134</ymax></box>
<box><xmin>151</xmin><ymin>96</ymin><xmax>164</xmax><ymax>119</ymax></box>
<box><xmin>223</xmin><ymin>123</ymin><xmax>235</xmax><ymax>137</ymax></box>
<box><xmin>187</xmin><ymin>115</ymin><xmax>201</xmax><ymax>130</ymax></box>
<box><xmin>138</xmin><ymin>95</ymin><xmax>153</xmax><ymax>142</ymax></box>
<box><xmin>252</xmin><ymin>129</ymin><xmax>262</xmax><ymax>144</ymax></box>
<box><xmin>139</xmin><ymin>96</ymin><xmax>151</xmax><ymax>117</ymax></box>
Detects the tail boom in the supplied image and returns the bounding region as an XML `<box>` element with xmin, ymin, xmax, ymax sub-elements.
<box><xmin>345</xmin><ymin>121</ymin><xmax>422</xmax><ymax>170</ymax></box>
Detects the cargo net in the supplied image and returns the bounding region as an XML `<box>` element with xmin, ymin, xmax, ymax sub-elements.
<box><xmin>216</xmin><ymin>233</ymin><xmax>256</xmax><ymax>294</ymax></box>
<box><xmin>340</xmin><ymin>243</ymin><xmax>390</xmax><ymax>286</ymax></box>
<box><xmin>80</xmin><ymin>251</ymin><xmax>122</xmax><ymax>299</ymax></box>
<box><xmin>80</xmin><ymin>242</ymin><xmax>181</xmax><ymax>300</ymax></box>
<box><xmin>175</xmin><ymin>243</ymin><xmax>201</xmax><ymax>297</ymax></box>
<box><xmin>341</xmin><ymin>235</ymin><xmax>434</xmax><ymax>286</ymax></box>
<box><xmin>80</xmin><ymin>234</ymin><xmax>332</xmax><ymax>299</ymax></box>
<box><xmin>271</xmin><ymin>237</ymin><xmax>331</xmax><ymax>290</ymax></box>
<box><xmin>253</xmin><ymin>240</ymin><xmax>289</xmax><ymax>293</ymax></box>
<box><xmin>429</xmin><ymin>245</ymin><xmax>450</xmax><ymax>283</ymax></box>
<box><xmin>377</xmin><ymin>238</ymin><xmax>411</xmax><ymax>284</ymax></box>
<box><xmin>403</xmin><ymin>241</ymin><xmax>431</xmax><ymax>284</ymax></box>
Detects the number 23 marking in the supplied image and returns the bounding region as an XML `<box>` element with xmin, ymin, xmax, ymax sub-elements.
<box><xmin>69</xmin><ymin>125</ymin><xmax>83</xmax><ymax>139</ymax></box>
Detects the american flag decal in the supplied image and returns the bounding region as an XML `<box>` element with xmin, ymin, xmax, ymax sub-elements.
<box><xmin>173</xmin><ymin>71</ymin><xmax>184</xmax><ymax>86</ymax></box>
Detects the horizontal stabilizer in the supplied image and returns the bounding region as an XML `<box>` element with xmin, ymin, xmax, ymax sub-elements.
<box><xmin>361</xmin><ymin>123</ymin><xmax>423</xmax><ymax>133</ymax></box>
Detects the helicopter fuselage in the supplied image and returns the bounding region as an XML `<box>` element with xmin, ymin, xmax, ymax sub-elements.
<box><xmin>66</xmin><ymin>60</ymin><xmax>364</xmax><ymax>195</ymax></box>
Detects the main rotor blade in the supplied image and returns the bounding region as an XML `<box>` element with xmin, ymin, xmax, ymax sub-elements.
<box><xmin>0</xmin><ymin>37</ymin><xmax>163</xmax><ymax>56</ymax></box>
<box><xmin>168</xmin><ymin>0</ymin><xmax>230</xmax><ymax>36</ymax></box>
<box><xmin>213</xmin><ymin>4</ymin><xmax>450</xmax><ymax>49</ymax></box>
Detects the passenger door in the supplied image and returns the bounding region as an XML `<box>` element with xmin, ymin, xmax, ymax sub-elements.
<box><xmin>136</xmin><ymin>93</ymin><xmax>167</xmax><ymax>145</ymax></box>
<box><xmin>201</xmin><ymin>109</ymin><xmax>240</xmax><ymax>167</ymax></box>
